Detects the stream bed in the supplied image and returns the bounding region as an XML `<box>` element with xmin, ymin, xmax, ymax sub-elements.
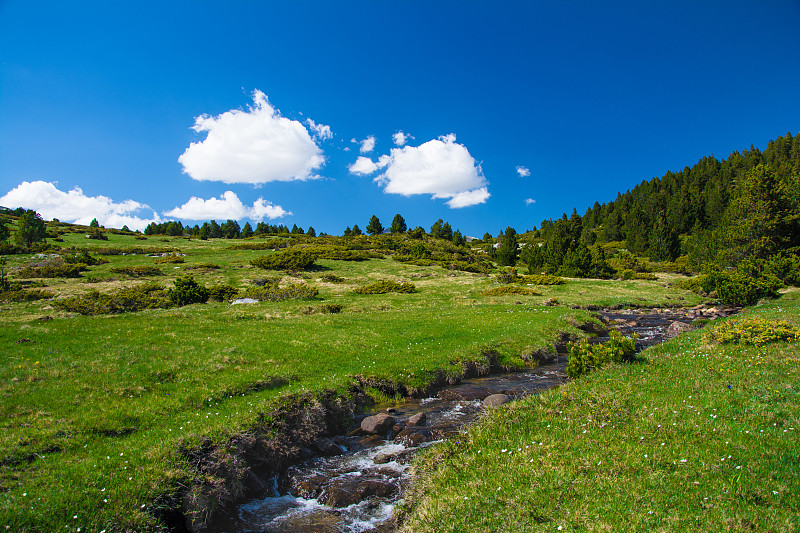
<box><xmin>220</xmin><ymin>306</ymin><xmax>736</xmax><ymax>533</ymax></box>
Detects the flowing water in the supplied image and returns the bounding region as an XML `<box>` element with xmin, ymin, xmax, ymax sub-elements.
<box><xmin>222</xmin><ymin>307</ymin><xmax>729</xmax><ymax>532</ymax></box>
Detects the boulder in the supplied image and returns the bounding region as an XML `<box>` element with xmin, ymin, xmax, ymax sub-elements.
<box><xmin>665</xmin><ymin>321</ymin><xmax>696</xmax><ymax>339</ymax></box>
<box><xmin>319</xmin><ymin>477</ymin><xmax>397</xmax><ymax>507</ymax></box>
<box><xmin>360</xmin><ymin>413</ymin><xmax>396</xmax><ymax>435</ymax></box>
<box><xmin>482</xmin><ymin>394</ymin><xmax>511</xmax><ymax>408</ymax></box>
<box><xmin>314</xmin><ymin>437</ymin><xmax>344</xmax><ymax>456</ymax></box>
<box><xmin>407</xmin><ymin>412</ymin><xmax>427</xmax><ymax>426</ymax></box>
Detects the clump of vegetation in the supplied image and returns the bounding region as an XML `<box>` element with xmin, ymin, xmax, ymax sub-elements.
<box><xmin>440</xmin><ymin>260</ymin><xmax>492</xmax><ymax>274</ymax></box>
<box><xmin>53</xmin><ymin>283</ymin><xmax>170</xmax><ymax>315</ymax></box>
<box><xmin>301</xmin><ymin>303</ymin><xmax>344</xmax><ymax>315</ymax></box>
<box><xmin>320</xmin><ymin>273</ymin><xmax>345</xmax><ymax>283</ymax></box>
<box><xmin>354</xmin><ymin>280</ymin><xmax>416</xmax><ymax>294</ymax></box>
<box><xmin>251</xmin><ymin>249</ymin><xmax>318</xmax><ymax>271</ymax></box>
<box><xmin>92</xmin><ymin>246</ymin><xmax>177</xmax><ymax>256</ymax></box>
<box><xmin>704</xmin><ymin>317</ymin><xmax>800</xmax><ymax>346</ymax></box>
<box><xmin>184</xmin><ymin>262</ymin><xmax>221</xmax><ymax>271</ymax></box>
<box><xmin>523</xmin><ymin>274</ymin><xmax>565</xmax><ymax>285</ymax></box>
<box><xmin>0</xmin><ymin>288</ymin><xmax>54</xmax><ymax>302</ymax></box>
<box><xmin>620</xmin><ymin>269</ymin><xmax>658</xmax><ymax>280</ymax></box>
<box><xmin>566</xmin><ymin>330</ymin><xmax>637</xmax><ymax>378</ymax></box>
<box><xmin>672</xmin><ymin>275</ymin><xmax>704</xmax><ymax>293</ymax></box>
<box><xmin>167</xmin><ymin>275</ymin><xmax>209</xmax><ymax>306</ymax></box>
<box><xmin>63</xmin><ymin>250</ymin><xmax>108</xmax><ymax>266</ymax></box>
<box><xmin>242</xmin><ymin>283</ymin><xmax>319</xmax><ymax>301</ymax></box>
<box><xmin>207</xmin><ymin>284</ymin><xmax>240</xmax><ymax>302</ymax></box>
<box><xmin>701</xmin><ymin>270</ymin><xmax>782</xmax><ymax>306</ymax></box>
<box><xmin>228</xmin><ymin>241</ymin><xmax>284</xmax><ymax>251</ymax></box>
<box><xmin>154</xmin><ymin>254</ymin><xmax>185</xmax><ymax>264</ymax></box>
<box><xmin>109</xmin><ymin>266</ymin><xmax>163</xmax><ymax>277</ymax></box>
<box><xmin>482</xmin><ymin>285</ymin><xmax>540</xmax><ymax>296</ymax></box>
<box><xmin>16</xmin><ymin>261</ymin><xmax>87</xmax><ymax>279</ymax></box>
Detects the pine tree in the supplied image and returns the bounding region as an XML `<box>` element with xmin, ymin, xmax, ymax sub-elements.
<box><xmin>390</xmin><ymin>214</ymin><xmax>407</xmax><ymax>234</ymax></box>
<box><xmin>14</xmin><ymin>210</ymin><xmax>46</xmax><ymax>247</ymax></box>
<box><xmin>497</xmin><ymin>226</ymin><xmax>518</xmax><ymax>266</ymax></box>
<box><xmin>351</xmin><ymin>224</ymin><xmax>362</xmax><ymax>236</ymax></box>
<box><xmin>241</xmin><ymin>222</ymin><xmax>253</xmax><ymax>238</ymax></box>
<box><xmin>366</xmin><ymin>215</ymin><xmax>384</xmax><ymax>235</ymax></box>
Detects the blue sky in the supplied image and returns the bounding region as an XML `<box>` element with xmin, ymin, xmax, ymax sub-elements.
<box><xmin>1</xmin><ymin>1</ymin><xmax>799</xmax><ymax>236</ymax></box>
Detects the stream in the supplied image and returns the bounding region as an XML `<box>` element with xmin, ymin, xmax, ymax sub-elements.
<box><xmin>219</xmin><ymin>306</ymin><xmax>736</xmax><ymax>533</ymax></box>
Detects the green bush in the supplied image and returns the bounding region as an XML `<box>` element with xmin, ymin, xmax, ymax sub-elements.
<box><xmin>251</xmin><ymin>250</ymin><xmax>318</xmax><ymax>271</ymax></box>
<box><xmin>0</xmin><ymin>289</ymin><xmax>54</xmax><ymax>302</ymax></box>
<box><xmin>620</xmin><ymin>269</ymin><xmax>657</xmax><ymax>280</ymax></box>
<box><xmin>53</xmin><ymin>283</ymin><xmax>170</xmax><ymax>315</ymax></box>
<box><xmin>520</xmin><ymin>274</ymin><xmax>565</xmax><ymax>285</ymax></box>
<box><xmin>354</xmin><ymin>281</ymin><xmax>416</xmax><ymax>294</ymax></box>
<box><xmin>672</xmin><ymin>276</ymin><xmax>704</xmax><ymax>293</ymax></box>
<box><xmin>704</xmin><ymin>317</ymin><xmax>800</xmax><ymax>346</ymax></box>
<box><xmin>440</xmin><ymin>260</ymin><xmax>492</xmax><ymax>274</ymax></box>
<box><xmin>154</xmin><ymin>254</ymin><xmax>185</xmax><ymax>264</ymax></box>
<box><xmin>242</xmin><ymin>283</ymin><xmax>319</xmax><ymax>301</ymax></box>
<box><xmin>63</xmin><ymin>250</ymin><xmax>108</xmax><ymax>266</ymax></box>
<box><xmin>17</xmin><ymin>263</ymin><xmax>87</xmax><ymax>278</ymax></box>
<box><xmin>702</xmin><ymin>270</ymin><xmax>782</xmax><ymax>306</ymax></box>
<box><xmin>207</xmin><ymin>284</ymin><xmax>240</xmax><ymax>302</ymax></box>
<box><xmin>320</xmin><ymin>273</ymin><xmax>345</xmax><ymax>283</ymax></box>
<box><xmin>167</xmin><ymin>275</ymin><xmax>209</xmax><ymax>306</ymax></box>
<box><xmin>482</xmin><ymin>285</ymin><xmax>540</xmax><ymax>296</ymax></box>
<box><xmin>301</xmin><ymin>303</ymin><xmax>344</xmax><ymax>315</ymax></box>
<box><xmin>109</xmin><ymin>266</ymin><xmax>163</xmax><ymax>277</ymax></box>
<box><xmin>566</xmin><ymin>330</ymin><xmax>638</xmax><ymax>378</ymax></box>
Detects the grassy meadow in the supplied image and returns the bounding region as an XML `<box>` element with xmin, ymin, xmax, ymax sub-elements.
<box><xmin>4</xmin><ymin>226</ymin><xmax>793</xmax><ymax>532</ymax></box>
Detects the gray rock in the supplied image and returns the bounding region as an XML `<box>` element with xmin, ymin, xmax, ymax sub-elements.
<box><xmin>314</xmin><ymin>437</ymin><xmax>344</xmax><ymax>456</ymax></box>
<box><xmin>482</xmin><ymin>393</ymin><xmax>511</xmax><ymax>408</ymax></box>
<box><xmin>665</xmin><ymin>321</ymin><xmax>696</xmax><ymax>339</ymax></box>
<box><xmin>360</xmin><ymin>413</ymin><xmax>396</xmax><ymax>435</ymax></box>
<box><xmin>407</xmin><ymin>412</ymin><xmax>427</xmax><ymax>426</ymax></box>
<box><xmin>231</xmin><ymin>298</ymin><xmax>259</xmax><ymax>305</ymax></box>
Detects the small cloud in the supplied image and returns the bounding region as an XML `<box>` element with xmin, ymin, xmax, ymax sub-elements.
<box><xmin>0</xmin><ymin>180</ymin><xmax>160</xmax><ymax>231</ymax></box>
<box><xmin>178</xmin><ymin>89</ymin><xmax>325</xmax><ymax>184</ymax></box>
<box><xmin>348</xmin><ymin>156</ymin><xmax>379</xmax><ymax>176</ymax></box>
<box><xmin>305</xmin><ymin>118</ymin><xmax>333</xmax><ymax>141</ymax></box>
<box><xmin>392</xmin><ymin>131</ymin><xmax>413</xmax><ymax>146</ymax></box>
<box><xmin>164</xmin><ymin>191</ymin><xmax>290</xmax><ymax>220</ymax></box>
<box><xmin>374</xmin><ymin>134</ymin><xmax>489</xmax><ymax>208</ymax></box>
<box><xmin>516</xmin><ymin>165</ymin><xmax>531</xmax><ymax>177</ymax></box>
<box><xmin>525</xmin><ymin>198</ymin><xmax>536</xmax><ymax>206</ymax></box>
<box><xmin>359</xmin><ymin>135</ymin><xmax>376</xmax><ymax>153</ymax></box>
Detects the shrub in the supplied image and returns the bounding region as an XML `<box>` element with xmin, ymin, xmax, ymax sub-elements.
<box><xmin>251</xmin><ymin>250</ymin><xmax>318</xmax><ymax>271</ymax></box>
<box><xmin>440</xmin><ymin>260</ymin><xmax>493</xmax><ymax>274</ymax></box>
<box><xmin>54</xmin><ymin>283</ymin><xmax>170</xmax><ymax>315</ymax></box>
<box><xmin>242</xmin><ymin>283</ymin><xmax>319</xmax><ymax>301</ymax></box>
<box><xmin>317</xmin><ymin>249</ymin><xmax>382</xmax><ymax>261</ymax></box>
<box><xmin>167</xmin><ymin>275</ymin><xmax>209</xmax><ymax>306</ymax></box>
<box><xmin>704</xmin><ymin>317</ymin><xmax>800</xmax><ymax>346</ymax></box>
<box><xmin>0</xmin><ymin>289</ymin><xmax>54</xmax><ymax>302</ymax></box>
<box><xmin>566</xmin><ymin>330</ymin><xmax>637</xmax><ymax>378</ymax></box>
<box><xmin>109</xmin><ymin>266</ymin><xmax>163</xmax><ymax>277</ymax></box>
<box><xmin>320</xmin><ymin>273</ymin><xmax>345</xmax><ymax>283</ymax></box>
<box><xmin>482</xmin><ymin>286</ymin><xmax>540</xmax><ymax>296</ymax></box>
<box><xmin>154</xmin><ymin>255</ymin><xmax>185</xmax><ymax>264</ymax></box>
<box><xmin>301</xmin><ymin>303</ymin><xmax>344</xmax><ymax>315</ymax></box>
<box><xmin>619</xmin><ymin>269</ymin><xmax>657</xmax><ymax>281</ymax></box>
<box><xmin>521</xmin><ymin>274</ymin><xmax>565</xmax><ymax>286</ymax></box>
<box><xmin>354</xmin><ymin>281</ymin><xmax>416</xmax><ymax>294</ymax></box>
<box><xmin>17</xmin><ymin>263</ymin><xmax>87</xmax><ymax>278</ymax></box>
<box><xmin>185</xmin><ymin>263</ymin><xmax>221</xmax><ymax>271</ymax></box>
<box><xmin>672</xmin><ymin>276</ymin><xmax>704</xmax><ymax>293</ymax></box>
<box><xmin>702</xmin><ymin>270</ymin><xmax>782</xmax><ymax>306</ymax></box>
<box><xmin>207</xmin><ymin>284</ymin><xmax>240</xmax><ymax>302</ymax></box>
<box><xmin>63</xmin><ymin>250</ymin><xmax>108</xmax><ymax>266</ymax></box>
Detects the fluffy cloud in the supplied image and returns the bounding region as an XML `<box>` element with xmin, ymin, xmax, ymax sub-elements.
<box><xmin>164</xmin><ymin>191</ymin><xmax>289</xmax><ymax>220</ymax></box>
<box><xmin>348</xmin><ymin>156</ymin><xmax>379</xmax><ymax>176</ymax></box>
<box><xmin>305</xmin><ymin>118</ymin><xmax>333</xmax><ymax>141</ymax></box>
<box><xmin>178</xmin><ymin>90</ymin><xmax>325</xmax><ymax>184</ymax></box>
<box><xmin>0</xmin><ymin>181</ymin><xmax>160</xmax><ymax>231</ymax></box>
<box><xmin>525</xmin><ymin>198</ymin><xmax>536</xmax><ymax>206</ymax></box>
<box><xmin>373</xmin><ymin>134</ymin><xmax>489</xmax><ymax>208</ymax></box>
<box><xmin>516</xmin><ymin>165</ymin><xmax>531</xmax><ymax>177</ymax></box>
<box><xmin>392</xmin><ymin>131</ymin><xmax>413</xmax><ymax>146</ymax></box>
<box><xmin>359</xmin><ymin>135</ymin><xmax>376</xmax><ymax>153</ymax></box>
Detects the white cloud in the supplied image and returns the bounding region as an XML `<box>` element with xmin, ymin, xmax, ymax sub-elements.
<box><xmin>164</xmin><ymin>191</ymin><xmax>290</xmax><ymax>220</ymax></box>
<box><xmin>393</xmin><ymin>131</ymin><xmax>413</xmax><ymax>146</ymax></box>
<box><xmin>178</xmin><ymin>90</ymin><xmax>325</xmax><ymax>184</ymax></box>
<box><xmin>348</xmin><ymin>156</ymin><xmax>379</xmax><ymax>175</ymax></box>
<box><xmin>516</xmin><ymin>165</ymin><xmax>531</xmax><ymax>177</ymax></box>
<box><xmin>359</xmin><ymin>135</ymin><xmax>376</xmax><ymax>153</ymax></box>
<box><xmin>0</xmin><ymin>180</ymin><xmax>160</xmax><ymax>231</ymax></box>
<box><xmin>525</xmin><ymin>198</ymin><xmax>536</xmax><ymax>206</ymax></box>
<box><xmin>305</xmin><ymin>118</ymin><xmax>333</xmax><ymax>141</ymax></box>
<box><xmin>374</xmin><ymin>134</ymin><xmax>489</xmax><ymax>208</ymax></box>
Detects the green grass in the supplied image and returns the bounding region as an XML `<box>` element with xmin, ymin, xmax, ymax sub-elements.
<box><xmin>400</xmin><ymin>290</ymin><xmax>800</xmax><ymax>532</ymax></box>
<box><xmin>0</xmin><ymin>230</ymin><xmax>710</xmax><ymax>531</ymax></box>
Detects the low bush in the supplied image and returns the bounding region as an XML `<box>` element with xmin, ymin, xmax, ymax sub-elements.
<box><xmin>440</xmin><ymin>260</ymin><xmax>493</xmax><ymax>274</ymax></box>
<box><xmin>228</xmin><ymin>241</ymin><xmax>282</xmax><ymax>251</ymax></box>
<box><xmin>566</xmin><ymin>330</ymin><xmax>637</xmax><ymax>378</ymax></box>
<box><xmin>109</xmin><ymin>266</ymin><xmax>163</xmax><ymax>277</ymax></box>
<box><xmin>242</xmin><ymin>283</ymin><xmax>319</xmax><ymax>301</ymax></box>
<box><xmin>481</xmin><ymin>285</ymin><xmax>540</xmax><ymax>296</ymax></box>
<box><xmin>521</xmin><ymin>274</ymin><xmax>565</xmax><ymax>285</ymax></box>
<box><xmin>701</xmin><ymin>270</ymin><xmax>782</xmax><ymax>306</ymax></box>
<box><xmin>317</xmin><ymin>249</ymin><xmax>383</xmax><ymax>261</ymax></box>
<box><xmin>251</xmin><ymin>250</ymin><xmax>318</xmax><ymax>271</ymax></box>
<box><xmin>184</xmin><ymin>263</ymin><xmax>221</xmax><ymax>271</ymax></box>
<box><xmin>704</xmin><ymin>317</ymin><xmax>800</xmax><ymax>346</ymax></box>
<box><xmin>154</xmin><ymin>255</ymin><xmax>185</xmax><ymax>264</ymax></box>
<box><xmin>320</xmin><ymin>273</ymin><xmax>345</xmax><ymax>283</ymax></box>
<box><xmin>672</xmin><ymin>275</ymin><xmax>704</xmax><ymax>293</ymax></box>
<box><xmin>354</xmin><ymin>281</ymin><xmax>416</xmax><ymax>294</ymax></box>
<box><xmin>54</xmin><ymin>283</ymin><xmax>170</xmax><ymax>315</ymax></box>
<box><xmin>207</xmin><ymin>284</ymin><xmax>240</xmax><ymax>302</ymax></box>
<box><xmin>63</xmin><ymin>250</ymin><xmax>108</xmax><ymax>266</ymax></box>
<box><xmin>16</xmin><ymin>263</ymin><xmax>87</xmax><ymax>278</ymax></box>
<box><xmin>167</xmin><ymin>275</ymin><xmax>209</xmax><ymax>306</ymax></box>
<box><xmin>301</xmin><ymin>303</ymin><xmax>344</xmax><ymax>315</ymax></box>
<box><xmin>619</xmin><ymin>269</ymin><xmax>658</xmax><ymax>281</ymax></box>
<box><xmin>0</xmin><ymin>289</ymin><xmax>54</xmax><ymax>302</ymax></box>
<box><xmin>91</xmin><ymin>246</ymin><xmax>177</xmax><ymax>256</ymax></box>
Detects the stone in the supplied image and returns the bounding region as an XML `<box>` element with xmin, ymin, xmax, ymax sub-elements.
<box><xmin>482</xmin><ymin>393</ymin><xmax>511</xmax><ymax>408</ymax></box>
<box><xmin>394</xmin><ymin>428</ymin><xmax>431</xmax><ymax>446</ymax></box>
<box><xmin>319</xmin><ymin>477</ymin><xmax>397</xmax><ymax>507</ymax></box>
<box><xmin>314</xmin><ymin>437</ymin><xmax>344</xmax><ymax>456</ymax></box>
<box><xmin>407</xmin><ymin>412</ymin><xmax>427</xmax><ymax>426</ymax></box>
<box><xmin>360</xmin><ymin>413</ymin><xmax>396</xmax><ymax>435</ymax></box>
<box><xmin>665</xmin><ymin>321</ymin><xmax>696</xmax><ymax>339</ymax></box>
<box><xmin>231</xmin><ymin>298</ymin><xmax>259</xmax><ymax>305</ymax></box>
